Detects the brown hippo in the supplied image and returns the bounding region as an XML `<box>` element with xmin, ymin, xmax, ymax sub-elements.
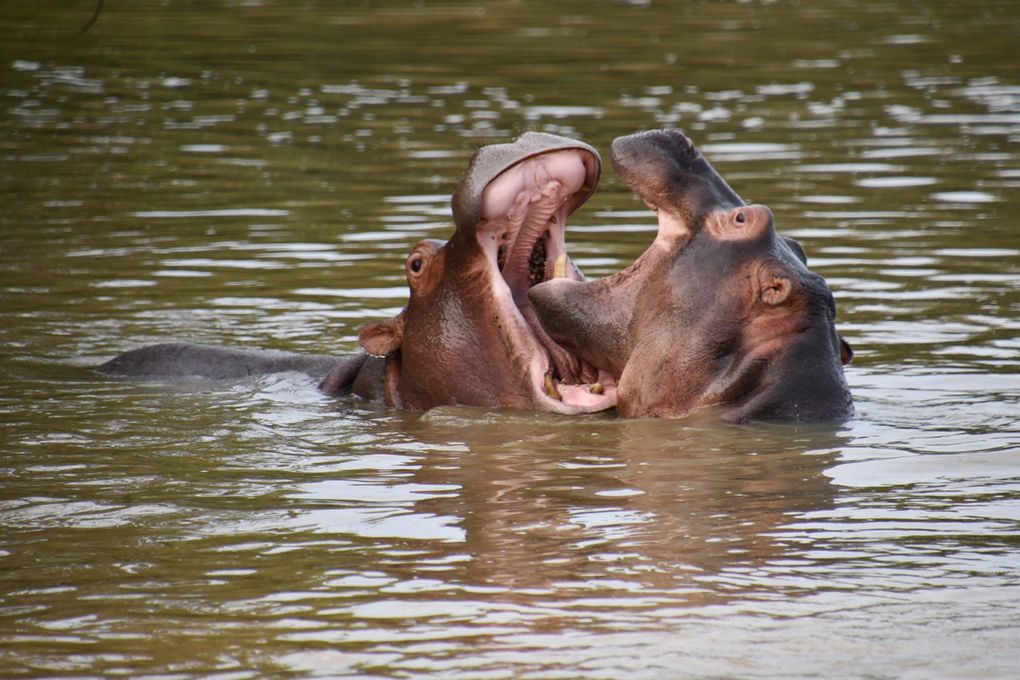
<box><xmin>528</xmin><ymin>129</ymin><xmax>853</xmax><ymax>422</ymax></box>
<box><xmin>99</xmin><ymin>133</ymin><xmax>617</xmax><ymax>415</ymax></box>
<box><xmin>322</xmin><ymin>131</ymin><xmax>616</xmax><ymax>414</ymax></box>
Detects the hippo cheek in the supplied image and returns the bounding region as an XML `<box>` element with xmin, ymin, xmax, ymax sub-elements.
<box><xmin>396</xmin><ymin>300</ymin><xmax>511</xmax><ymax>409</ymax></box>
<box><xmin>610</xmin><ymin>322</ymin><xmax>732</xmax><ymax>419</ymax></box>
<box><xmin>366</xmin><ymin>241</ymin><xmax>513</xmax><ymax>410</ymax></box>
<box><xmin>721</xmin><ymin>331</ymin><xmax>854</xmax><ymax>423</ymax></box>
<box><xmin>717</xmin><ymin>277</ymin><xmax>853</xmax><ymax>422</ymax></box>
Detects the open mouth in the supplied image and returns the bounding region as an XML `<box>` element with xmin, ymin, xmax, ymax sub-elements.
<box><xmin>476</xmin><ymin>148</ymin><xmax>618</xmax><ymax>413</ymax></box>
<box><xmin>496</xmin><ymin>236</ymin><xmax>550</xmax><ymax>290</ymax></box>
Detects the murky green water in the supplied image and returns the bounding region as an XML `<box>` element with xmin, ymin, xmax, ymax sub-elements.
<box><xmin>2</xmin><ymin>1</ymin><xmax>1019</xmax><ymax>677</ymax></box>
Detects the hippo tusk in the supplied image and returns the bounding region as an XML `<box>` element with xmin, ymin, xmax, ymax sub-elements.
<box><xmin>544</xmin><ymin>371</ymin><xmax>562</xmax><ymax>400</ymax></box>
<box><xmin>553</xmin><ymin>253</ymin><xmax>568</xmax><ymax>279</ymax></box>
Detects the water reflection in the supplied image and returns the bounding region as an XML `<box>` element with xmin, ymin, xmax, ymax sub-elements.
<box><xmin>325</xmin><ymin>411</ymin><xmax>846</xmax><ymax>597</ymax></box>
<box><xmin>3</xmin><ymin>0</ymin><xmax>1020</xmax><ymax>676</ymax></box>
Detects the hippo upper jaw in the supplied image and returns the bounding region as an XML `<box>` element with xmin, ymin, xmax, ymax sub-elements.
<box><xmin>471</xmin><ymin>145</ymin><xmax>618</xmax><ymax>414</ymax></box>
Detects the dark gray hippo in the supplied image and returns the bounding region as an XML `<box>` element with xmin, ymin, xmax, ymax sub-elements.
<box><xmin>528</xmin><ymin>129</ymin><xmax>853</xmax><ymax>422</ymax></box>
<box><xmin>99</xmin><ymin>132</ymin><xmax>617</xmax><ymax>414</ymax></box>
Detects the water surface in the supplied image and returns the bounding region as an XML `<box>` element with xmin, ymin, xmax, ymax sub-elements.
<box><xmin>2</xmin><ymin>1</ymin><xmax>1019</xmax><ymax>677</ymax></box>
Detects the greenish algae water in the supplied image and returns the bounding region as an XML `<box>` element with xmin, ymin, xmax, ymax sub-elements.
<box><xmin>1</xmin><ymin>1</ymin><xmax>1019</xmax><ymax>677</ymax></box>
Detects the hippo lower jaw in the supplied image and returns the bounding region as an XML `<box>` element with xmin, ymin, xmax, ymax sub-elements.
<box><xmin>477</xmin><ymin>148</ymin><xmax>618</xmax><ymax>414</ymax></box>
<box><xmin>483</xmin><ymin>244</ymin><xmax>619</xmax><ymax>414</ymax></box>
<box><xmin>506</xmin><ymin>247</ymin><xmax>619</xmax><ymax>415</ymax></box>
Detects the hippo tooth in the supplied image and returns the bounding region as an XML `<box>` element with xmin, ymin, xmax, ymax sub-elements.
<box><xmin>544</xmin><ymin>371</ymin><xmax>562</xmax><ymax>400</ymax></box>
<box><xmin>553</xmin><ymin>253</ymin><xmax>568</xmax><ymax>279</ymax></box>
<box><xmin>590</xmin><ymin>382</ymin><xmax>604</xmax><ymax>395</ymax></box>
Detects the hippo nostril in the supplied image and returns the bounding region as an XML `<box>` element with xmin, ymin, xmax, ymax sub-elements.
<box><xmin>735</xmin><ymin>211</ymin><xmax>746</xmax><ymax>224</ymax></box>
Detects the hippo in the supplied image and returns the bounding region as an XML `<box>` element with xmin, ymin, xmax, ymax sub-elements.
<box><xmin>528</xmin><ymin>129</ymin><xmax>853</xmax><ymax>422</ymax></box>
<box><xmin>322</xmin><ymin>131</ymin><xmax>616</xmax><ymax>413</ymax></box>
<box><xmin>99</xmin><ymin>132</ymin><xmax>617</xmax><ymax>415</ymax></box>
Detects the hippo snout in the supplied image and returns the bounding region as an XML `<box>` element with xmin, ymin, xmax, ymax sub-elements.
<box><xmin>528</xmin><ymin>278</ymin><xmax>581</xmax><ymax>346</ymax></box>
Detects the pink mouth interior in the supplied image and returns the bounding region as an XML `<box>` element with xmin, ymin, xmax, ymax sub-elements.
<box><xmin>476</xmin><ymin>149</ymin><xmax>618</xmax><ymax>413</ymax></box>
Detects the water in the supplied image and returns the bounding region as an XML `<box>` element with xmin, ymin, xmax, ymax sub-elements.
<box><xmin>2</xmin><ymin>1</ymin><xmax>1019</xmax><ymax>677</ymax></box>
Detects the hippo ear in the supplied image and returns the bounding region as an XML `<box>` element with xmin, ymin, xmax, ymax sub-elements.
<box><xmin>782</xmin><ymin>236</ymin><xmax>808</xmax><ymax>265</ymax></box>
<box><xmin>839</xmin><ymin>336</ymin><xmax>854</xmax><ymax>365</ymax></box>
<box><xmin>359</xmin><ymin>313</ymin><xmax>405</xmax><ymax>358</ymax></box>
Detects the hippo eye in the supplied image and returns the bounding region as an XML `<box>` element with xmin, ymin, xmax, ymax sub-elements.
<box><xmin>408</xmin><ymin>255</ymin><xmax>424</xmax><ymax>274</ymax></box>
<box><xmin>735</xmin><ymin>211</ymin><xmax>746</xmax><ymax>224</ymax></box>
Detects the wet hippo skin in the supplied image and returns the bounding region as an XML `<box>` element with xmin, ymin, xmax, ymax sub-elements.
<box><xmin>529</xmin><ymin>129</ymin><xmax>853</xmax><ymax>422</ymax></box>
<box><xmin>96</xmin><ymin>342</ymin><xmax>352</xmax><ymax>380</ymax></box>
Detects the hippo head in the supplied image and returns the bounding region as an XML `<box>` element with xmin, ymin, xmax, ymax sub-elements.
<box><xmin>357</xmin><ymin>132</ymin><xmax>617</xmax><ymax>414</ymax></box>
<box><xmin>529</xmin><ymin>129</ymin><xmax>853</xmax><ymax>422</ymax></box>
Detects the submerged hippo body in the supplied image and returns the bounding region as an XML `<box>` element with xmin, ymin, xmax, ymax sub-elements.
<box><xmin>529</xmin><ymin>129</ymin><xmax>853</xmax><ymax>422</ymax></box>
<box><xmin>326</xmin><ymin>132</ymin><xmax>616</xmax><ymax>414</ymax></box>
<box><xmin>96</xmin><ymin>342</ymin><xmax>355</xmax><ymax>381</ymax></box>
<box><xmin>100</xmin><ymin>133</ymin><xmax>616</xmax><ymax>414</ymax></box>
